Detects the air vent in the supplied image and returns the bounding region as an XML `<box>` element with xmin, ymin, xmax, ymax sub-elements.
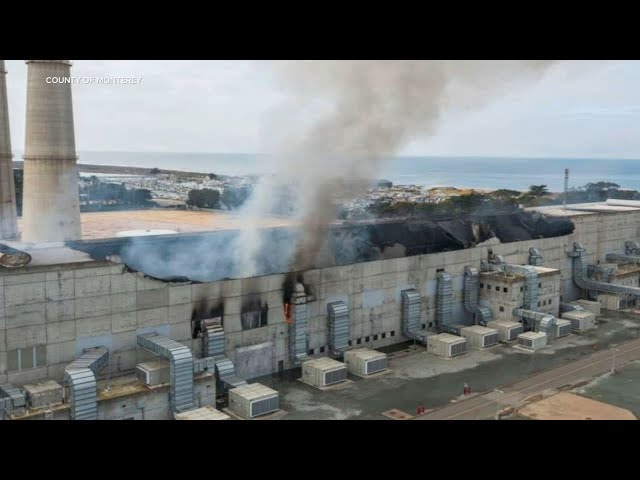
<box><xmin>483</xmin><ymin>333</ymin><xmax>499</xmax><ymax>348</ymax></box>
<box><xmin>324</xmin><ymin>368</ymin><xmax>347</xmax><ymax>386</ymax></box>
<box><xmin>250</xmin><ymin>396</ymin><xmax>279</xmax><ymax>417</ymax></box>
<box><xmin>365</xmin><ymin>358</ymin><xmax>388</xmax><ymax>375</ymax></box>
<box><xmin>449</xmin><ymin>342</ymin><xmax>467</xmax><ymax>356</ymax></box>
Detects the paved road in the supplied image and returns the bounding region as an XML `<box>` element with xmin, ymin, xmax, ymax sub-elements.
<box><xmin>413</xmin><ymin>338</ymin><xmax>640</xmax><ymax>420</ymax></box>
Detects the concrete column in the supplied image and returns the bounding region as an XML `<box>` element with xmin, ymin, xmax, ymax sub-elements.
<box><xmin>22</xmin><ymin>60</ymin><xmax>81</xmax><ymax>242</ymax></box>
<box><xmin>0</xmin><ymin>60</ymin><xmax>18</xmax><ymax>239</ymax></box>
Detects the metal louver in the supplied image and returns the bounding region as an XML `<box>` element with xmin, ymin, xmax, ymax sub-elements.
<box><xmin>508</xmin><ymin>325</ymin><xmax>523</xmax><ymax>341</ymax></box>
<box><xmin>64</xmin><ymin>347</ymin><xmax>109</xmax><ymax>421</ymax></box>
<box><xmin>203</xmin><ymin>324</ymin><xmax>225</xmax><ymax>358</ymax></box>
<box><xmin>289</xmin><ymin>302</ymin><xmax>308</xmax><ymax>362</ymax></box>
<box><xmin>401</xmin><ymin>289</ymin><xmax>421</xmax><ymax>338</ymax></box>
<box><xmin>365</xmin><ymin>358</ymin><xmax>388</xmax><ymax>375</ymax></box>
<box><xmin>449</xmin><ymin>342</ymin><xmax>467</xmax><ymax>356</ymax></box>
<box><xmin>323</xmin><ymin>367</ymin><xmax>347</xmax><ymax>386</ymax></box>
<box><xmin>137</xmin><ymin>333</ymin><xmax>194</xmax><ymax>413</ymax></box>
<box><xmin>250</xmin><ymin>396</ymin><xmax>279</xmax><ymax>417</ymax></box>
<box><xmin>436</xmin><ymin>272</ymin><xmax>453</xmax><ymax>330</ymax></box>
<box><xmin>518</xmin><ymin>337</ymin><xmax>533</xmax><ymax>349</ymax></box>
<box><xmin>483</xmin><ymin>333</ymin><xmax>499</xmax><ymax>347</ymax></box>
<box><xmin>328</xmin><ymin>301</ymin><xmax>350</xmax><ymax>353</ymax></box>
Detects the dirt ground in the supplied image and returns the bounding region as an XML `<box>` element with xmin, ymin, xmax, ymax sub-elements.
<box><xmin>518</xmin><ymin>392</ymin><xmax>636</xmax><ymax>420</ymax></box>
<box><xmin>17</xmin><ymin>209</ymin><xmax>296</xmax><ymax>240</ymax></box>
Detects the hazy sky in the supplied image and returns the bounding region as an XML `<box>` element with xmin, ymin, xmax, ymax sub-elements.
<box><xmin>5</xmin><ymin>60</ymin><xmax>640</xmax><ymax>158</ymax></box>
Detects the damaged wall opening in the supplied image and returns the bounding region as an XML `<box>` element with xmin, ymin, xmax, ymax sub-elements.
<box><xmin>241</xmin><ymin>295</ymin><xmax>269</xmax><ymax>330</ymax></box>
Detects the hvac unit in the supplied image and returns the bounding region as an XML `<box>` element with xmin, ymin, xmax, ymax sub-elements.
<box><xmin>344</xmin><ymin>348</ymin><xmax>388</xmax><ymax>377</ymax></box>
<box><xmin>571</xmin><ymin>299</ymin><xmax>601</xmax><ymax>316</ymax></box>
<box><xmin>555</xmin><ymin>319</ymin><xmax>572</xmax><ymax>338</ymax></box>
<box><xmin>174</xmin><ymin>406</ymin><xmax>231</xmax><ymax>420</ymax></box>
<box><xmin>427</xmin><ymin>333</ymin><xmax>467</xmax><ymax>358</ymax></box>
<box><xmin>23</xmin><ymin>380</ymin><xmax>63</xmax><ymax>409</ymax></box>
<box><xmin>460</xmin><ymin>325</ymin><xmax>499</xmax><ymax>349</ymax></box>
<box><xmin>228</xmin><ymin>383</ymin><xmax>279</xmax><ymax>419</ymax></box>
<box><xmin>517</xmin><ymin>332</ymin><xmax>547</xmax><ymax>351</ymax></box>
<box><xmin>486</xmin><ymin>320</ymin><xmax>523</xmax><ymax>343</ymax></box>
<box><xmin>561</xmin><ymin>310</ymin><xmax>596</xmax><ymax>332</ymax></box>
<box><xmin>136</xmin><ymin>360</ymin><xmax>170</xmax><ymax>387</ymax></box>
<box><xmin>302</xmin><ymin>357</ymin><xmax>348</xmax><ymax>388</ymax></box>
<box><xmin>597</xmin><ymin>294</ymin><xmax>623</xmax><ymax>311</ymax></box>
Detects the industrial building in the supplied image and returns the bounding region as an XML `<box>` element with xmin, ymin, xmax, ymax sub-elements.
<box><xmin>2</xmin><ymin>61</ymin><xmax>640</xmax><ymax>420</ymax></box>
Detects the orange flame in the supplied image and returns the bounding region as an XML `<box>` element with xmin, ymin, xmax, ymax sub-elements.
<box><xmin>284</xmin><ymin>302</ymin><xmax>293</xmax><ymax>324</ymax></box>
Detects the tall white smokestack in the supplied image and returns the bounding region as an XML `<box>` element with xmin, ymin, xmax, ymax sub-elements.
<box><xmin>22</xmin><ymin>60</ymin><xmax>81</xmax><ymax>242</ymax></box>
<box><xmin>0</xmin><ymin>60</ymin><xmax>19</xmax><ymax>239</ymax></box>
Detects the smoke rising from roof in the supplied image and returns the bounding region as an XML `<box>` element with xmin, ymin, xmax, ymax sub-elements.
<box><xmin>234</xmin><ymin>60</ymin><xmax>557</xmax><ymax>276</ymax></box>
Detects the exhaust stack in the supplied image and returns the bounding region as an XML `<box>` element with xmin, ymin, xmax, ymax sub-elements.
<box><xmin>22</xmin><ymin>60</ymin><xmax>81</xmax><ymax>242</ymax></box>
<box><xmin>0</xmin><ymin>60</ymin><xmax>18</xmax><ymax>239</ymax></box>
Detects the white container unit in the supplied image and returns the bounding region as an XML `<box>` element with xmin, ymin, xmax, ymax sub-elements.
<box><xmin>174</xmin><ymin>406</ymin><xmax>231</xmax><ymax>420</ymax></box>
<box><xmin>562</xmin><ymin>310</ymin><xmax>596</xmax><ymax>332</ymax></box>
<box><xmin>427</xmin><ymin>333</ymin><xmax>467</xmax><ymax>358</ymax></box>
<box><xmin>571</xmin><ymin>299</ymin><xmax>601</xmax><ymax>315</ymax></box>
<box><xmin>555</xmin><ymin>318</ymin><xmax>572</xmax><ymax>338</ymax></box>
<box><xmin>486</xmin><ymin>320</ymin><xmax>523</xmax><ymax>343</ymax></box>
<box><xmin>228</xmin><ymin>383</ymin><xmax>279</xmax><ymax>419</ymax></box>
<box><xmin>517</xmin><ymin>332</ymin><xmax>547</xmax><ymax>351</ymax></box>
<box><xmin>136</xmin><ymin>360</ymin><xmax>170</xmax><ymax>386</ymax></box>
<box><xmin>597</xmin><ymin>294</ymin><xmax>624</xmax><ymax>311</ymax></box>
<box><xmin>344</xmin><ymin>348</ymin><xmax>388</xmax><ymax>377</ymax></box>
<box><xmin>302</xmin><ymin>357</ymin><xmax>348</xmax><ymax>387</ymax></box>
<box><xmin>460</xmin><ymin>325</ymin><xmax>500</xmax><ymax>349</ymax></box>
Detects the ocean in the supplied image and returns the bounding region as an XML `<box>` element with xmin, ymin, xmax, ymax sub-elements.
<box><xmin>40</xmin><ymin>151</ymin><xmax>640</xmax><ymax>192</ymax></box>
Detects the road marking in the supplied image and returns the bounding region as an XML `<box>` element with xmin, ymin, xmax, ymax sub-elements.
<box><xmin>421</xmin><ymin>340</ymin><xmax>640</xmax><ymax>420</ymax></box>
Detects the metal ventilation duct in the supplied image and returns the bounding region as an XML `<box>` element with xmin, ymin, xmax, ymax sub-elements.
<box><xmin>436</xmin><ymin>271</ymin><xmax>454</xmax><ymax>333</ymax></box>
<box><xmin>328</xmin><ymin>301</ymin><xmax>350</xmax><ymax>353</ymax></box>
<box><xmin>570</xmin><ymin>242</ymin><xmax>640</xmax><ymax>298</ymax></box>
<box><xmin>0</xmin><ymin>384</ymin><xmax>26</xmax><ymax>415</ymax></box>
<box><xmin>625</xmin><ymin>240</ymin><xmax>640</xmax><ymax>256</ymax></box>
<box><xmin>203</xmin><ymin>324</ymin><xmax>225</xmax><ymax>358</ymax></box>
<box><xmin>64</xmin><ymin>347</ymin><xmax>109</xmax><ymax>420</ymax></box>
<box><xmin>529</xmin><ymin>247</ymin><xmax>543</xmax><ymax>266</ymax></box>
<box><xmin>605</xmin><ymin>253</ymin><xmax>640</xmax><ymax>265</ymax></box>
<box><xmin>401</xmin><ymin>288</ymin><xmax>421</xmax><ymax>339</ymax></box>
<box><xmin>512</xmin><ymin>308</ymin><xmax>556</xmax><ymax>337</ymax></box>
<box><xmin>289</xmin><ymin>283</ymin><xmax>308</xmax><ymax>363</ymax></box>
<box><xmin>560</xmin><ymin>302</ymin><xmax>584</xmax><ymax>314</ymax></box>
<box><xmin>463</xmin><ymin>266</ymin><xmax>493</xmax><ymax>326</ymax></box>
<box><xmin>137</xmin><ymin>333</ymin><xmax>194</xmax><ymax>413</ymax></box>
<box><xmin>214</xmin><ymin>357</ymin><xmax>247</xmax><ymax>390</ymax></box>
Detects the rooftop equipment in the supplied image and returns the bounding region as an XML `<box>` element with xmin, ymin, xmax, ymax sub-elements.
<box><xmin>486</xmin><ymin>320</ymin><xmax>523</xmax><ymax>343</ymax></box>
<box><xmin>64</xmin><ymin>346</ymin><xmax>109</xmax><ymax>420</ymax></box>
<box><xmin>328</xmin><ymin>301</ymin><xmax>350</xmax><ymax>354</ymax></box>
<box><xmin>137</xmin><ymin>333</ymin><xmax>194</xmax><ymax>413</ymax></box>
<box><xmin>344</xmin><ymin>348</ymin><xmax>388</xmax><ymax>377</ymax></box>
<box><xmin>436</xmin><ymin>271</ymin><xmax>454</xmax><ymax>333</ymax></box>
<box><xmin>289</xmin><ymin>283</ymin><xmax>309</xmax><ymax>363</ymax></box>
<box><xmin>517</xmin><ymin>331</ymin><xmax>547</xmax><ymax>351</ymax></box>
<box><xmin>561</xmin><ymin>310</ymin><xmax>596</xmax><ymax>332</ymax></box>
<box><xmin>136</xmin><ymin>360</ymin><xmax>170</xmax><ymax>386</ymax></box>
<box><xmin>460</xmin><ymin>325</ymin><xmax>499</xmax><ymax>349</ymax></box>
<box><xmin>23</xmin><ymin>380</ymin><xmax>64</xmax><ymax>409</ymax></box>
<box><xmin>427</xmin><ymin>333</ymin><xmax>468</xmax><ymax>358</ymax></box>
<box><xmin>555</xmin><ymin>318</ymin><xmax>572</xmax><ymax>338</ymax></box>
<box><xmin>463</xmin><ymin>266</ymin><xmax>492</xmax><ymax>326</ymax></box>
<box><xmin>302</xmin><ymin>357</ymin><xmax>348</xmax><ymax>388</ymax></box>
<box><xmin>174</xmin><ymin>406</ymin><xmax>231</xmax><ymax>420</ymax></box>
<box><xmin>401</xmin><ymin>288</ymin><xmax>427</xmax><ymax>343</ymax></box>
<box><xmin>228</xmin><ymin>383</ymin><xmax>279</xmax><ymax>419</ymax></box>
<box><xmin>571</xmin><ymin>299</ymin><xmax>601</xmax><ymax>315</ymax></box>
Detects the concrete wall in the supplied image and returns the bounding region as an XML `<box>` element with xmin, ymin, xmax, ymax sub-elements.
<box><xmin>2</xmin><ymin>208</ymin><xmax>640</xmax><ymax>385</ymax></box>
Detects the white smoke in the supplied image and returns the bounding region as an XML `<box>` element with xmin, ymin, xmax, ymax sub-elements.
<box><xmin>234</xmin><ymin>60</ymin><xmax>557</xmax><ymax>276</ymax></box>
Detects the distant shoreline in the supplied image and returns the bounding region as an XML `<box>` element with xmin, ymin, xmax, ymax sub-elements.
<box><xmin>12</xmin><ymin>161</ymin><xmax>216</xmax><ymax>178</ymax></box>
